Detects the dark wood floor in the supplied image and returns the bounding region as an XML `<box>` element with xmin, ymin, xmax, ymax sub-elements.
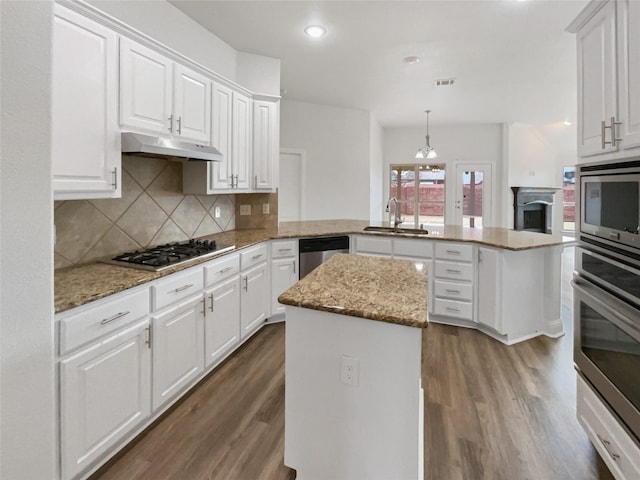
<box><xmin>93</xmin><ymin>318</ymin><xmax>615</xmax><ymax>480</ymax></box>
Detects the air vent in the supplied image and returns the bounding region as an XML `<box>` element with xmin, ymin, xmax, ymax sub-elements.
<box><xmin>435</xmin><ymin>78</ymin><xmax>456</xmax><ymax>87</ymax></box>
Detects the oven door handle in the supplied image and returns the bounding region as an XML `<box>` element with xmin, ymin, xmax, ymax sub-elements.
<box><xmin>571</xmin><ymin>278</ymin><xmax>640</xmax><ymax>336</ymax></box>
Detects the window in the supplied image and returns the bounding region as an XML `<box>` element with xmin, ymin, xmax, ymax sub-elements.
<box><xmin>390</xmin><ymin>164</ymin><xmax>445</xmax><ymax>227</ymax></box>
<box><xmin>563</xmin><ymin>166</ymin><xmax>576</xmax><ymax>234</ymax></box>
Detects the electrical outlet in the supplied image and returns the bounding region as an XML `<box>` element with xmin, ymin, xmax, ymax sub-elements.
<box><xmin>240</xmin><ymin>204</ymin><xmax>251</xmax><ymax>215</ymax></box>
<box><xmin>214</xmin><ymin>206</ymin><xmax>221</xmax><ymax>218</ymax></box>
<box><xmin>340</xmin><ymin>355</ymin><xmax>359</xmax><ymax>386</ymax></box>
<box><xmin>262</xmin><ymin>203</ymin><xmax>270</xmax><ymax>215</ymax></box>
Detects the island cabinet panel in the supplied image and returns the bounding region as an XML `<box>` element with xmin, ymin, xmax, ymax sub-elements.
<box><xmin>60</xmin><ymin>319</ymin><xmax>151</xmax><ymax>480</ymax></box>
<box><xmin>151</xmin><ymin>296</ymin><xmax>204</xmax><ymax>411</ymax></box>
<box><xmin>52</xmin><ymin>4</ymin><xmax>120</xmax><ymax>200</ymax></box>
<box><xmin>204</xmin><ymin>276</ymin><xmax>241</xmax><ymax>368</ymax></box>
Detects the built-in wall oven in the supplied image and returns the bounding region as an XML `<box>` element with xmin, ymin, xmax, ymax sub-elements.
<box><xmin>574</xmin><ymin>158</ymin><xmax>640</xmax><ymax>446</ymax></box>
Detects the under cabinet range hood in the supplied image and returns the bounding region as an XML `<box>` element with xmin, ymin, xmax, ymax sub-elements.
<box><xmin>121</xmin><ymin>132</ymin><xmax>223</xmax><ymax>162</ymax></box>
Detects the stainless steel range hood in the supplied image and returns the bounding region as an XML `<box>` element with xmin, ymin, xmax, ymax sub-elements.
<box><xmin>121</xmin><ymin>132</ymin><xmax>223</xmax><ymax>161</ymax></box>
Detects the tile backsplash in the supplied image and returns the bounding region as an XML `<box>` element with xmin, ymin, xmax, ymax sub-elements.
<box><xmin>54</xmin><ymin>156</ymin><xmax>235</xmax><ymax>269</ymax></box>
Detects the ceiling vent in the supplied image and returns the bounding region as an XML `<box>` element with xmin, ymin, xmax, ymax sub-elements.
<box><xmin>435</xmin><ymin>78</ymin><xmax>456</xmax><ymax>87</ymax></box>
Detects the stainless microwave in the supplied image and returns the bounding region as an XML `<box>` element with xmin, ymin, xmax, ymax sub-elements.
<box><xmin>578</xmin><ymin>160</ymin><xmax>640</xmax><ymax>257</ymax></box>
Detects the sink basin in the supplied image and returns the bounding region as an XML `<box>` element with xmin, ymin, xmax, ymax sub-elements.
<box><xmin>363</xmin><ymin>226</ymin><xmax>429</xmax><ymax>235</ymax></box>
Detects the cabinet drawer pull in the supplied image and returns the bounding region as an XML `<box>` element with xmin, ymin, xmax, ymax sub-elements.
<box><xmin>168</xmin><ymin>114</ymin><xmax>173</xmax><ymax>132</ymax></box>
<box><xmin>100</xmin><ymin>311</ymin><xmax>130</xmax><ymax>325</ymax></box>
<box><xmin>446</xmin><ymin>269</ymin><xmax>461</xmax><ymax>274</ymax></box>
<box><xmin>445</xmin><ymin>306</ymin><xmax>461</xmax><ymax>313</ymax></box>
<box><xmin>597</xmin><ymin>434</ymin><xmax>621</xmax><ymax>462</ymax></box>
<box><xmin>209</xmin><ymin>293</ymin><xmax>214</xmax><ymax>312</ymax></box>
<box><xmin>177</xmin><ymin>116</ymin><xmax>182</xmax><ymax>135</ymax></box>
<box><xmin>173</xmin><ymin>283</ymin><xmax>194</xmax><ymax>293</ymax></box>
<box><xmin>446</xmin><ymin>250</ymin><xmax>461</xmax><ymax>255</ymax></box>
<box><xmin>445</xmin><ymin>289</ymin><xmax>461</xmax><ymax>294</ymax></box>
<box><xmin>278</xmin><ymin>248</ymin><xmax>292</xmax><ymax>252</ymax></box>
<box><xmin>252</xmin><ymin>254</ymin><xmax>263</xmax><ymax>260</ymax></box>
<box><xmin>219</xmin><ymin>266</ymin><xmax>233</xmax><ymax>274</ymax></box>
<box><xmin>243</xmin><ymin>276</ymin><xmax>248</xmax><ymax>292</ymax></box>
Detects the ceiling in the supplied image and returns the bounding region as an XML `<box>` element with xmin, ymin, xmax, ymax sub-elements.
<box><xmin>170</xmin><ymin>0</ymin><xmax>588</xmax><ymax>151</ymax></box>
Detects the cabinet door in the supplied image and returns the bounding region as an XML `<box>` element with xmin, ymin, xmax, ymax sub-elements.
<box><xmin>52</xmin><ymin>5</ymin><xmax>120</xmax><ymax>200</ymax></box>
<box><xmin>120</xmin><ymin>38</ymin><xmax>173</xmax><ymax>135</ymax></box>
<box><xmin>271</xmin><ymin>257</ymin><xmax>297</xmax><ymax>316</ymax></box>
<box><xmin>152</xmin><ymin>296</ymin><xmax>204</xmax><ymax>411</ymax></box>
<box><xmin>210</xmin><ymin>83</ymin><xmax>233</xmax><ymax>191</ymax></box>
<box><xmin>232</xmin><ymin>91</ymin><xmax>252</xmax><ymax>191</ymax></box>
<box><xmin>60</xmin><ymin>320</ymin><xmax>151</xmax><ymax>480</ymax></box>
<box><xmin>617</xmin><ymin>0</ymin><xmax>640</xmax><ymax>150</ymax></box>
<box><xmin>240</xmin><ymin>263</ymin><xmax>268</xmax><ymax>339</ymax></box>
<box><xmin>204</xmin><ymin>277</ymin><xmax>241</xmax><ymax>368</ymax></box>
<box><xmin>173</xmin><ymin>64</ymin><xmax>211</xmax><ymax>144</ymax></box>
<box><xmin>477</xmin><ymin>248</ymin><xmax>503</xmax><ymax>333</ymax></box>
<box><xmin>253</xmin><ymin>100</ymin><xmax>278</xmax><ymax>191</ymax></box>
<box><xmin>577</xmin><ymin>0</ymin><xmax>618</xmax><ymax>157</ymax></box>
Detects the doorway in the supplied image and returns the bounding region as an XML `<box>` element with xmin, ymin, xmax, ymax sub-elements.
<box><xmin>454</xmin><ymin>164</ymin><xmax>492</xmax><ymax>228</ymax></box>
<box><xmin>278</xmin><ymin>149</ymin><xmax>306</xmax><ymax>222</ymax></box>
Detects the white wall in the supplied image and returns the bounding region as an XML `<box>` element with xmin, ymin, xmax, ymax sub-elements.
<box><xmin>0</xmin><ymin>2</ymin><xmax>56</xmax><ymax>479</ymax></box>
<box><xmin>383</xmin><ymin>124</ymin><xmax>504</xmax><ymax>226</ymax></box>
<box><xmin>89</xmin><ymin>0</ymin><xmax>238</xmax><ymax>80</ymax></box>
<box><xmin>236</xmin><ymin>52</ymin><xmax>281</xmax><ymax>96</ymax></box>
<box><xmin>280</xmin><ymin>100</ymin><xmax>371</xmax><ymax>221</ymax></box>
<box><xmin>369</xmin><ymin>115</ymin><xmax>384</xmax><ymax>222</ymax></box>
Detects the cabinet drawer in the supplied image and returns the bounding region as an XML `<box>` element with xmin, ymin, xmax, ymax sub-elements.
<box><xmin>434</xmin><ymin>280</ymin><xmax>473</xmax><ymax>301</ymax></box>
<box><xmin>271</xmin><ymin>240</ymin><xmax>297</xmax><ymax>259</ymax></box>
<box><xmin>356</xmin><ymin>235</ymin><xmax>392</xmax><ymax>255</ymax></box>
<box><xmin>152</xmin><ymin>268</ymin><xmax>203</xmax><ymax>311</ymax></box>
<box><xmin>240</xmin><ymin>244</ymin><xmax>268</xmax><ymax>270</ymax></box>
<box><xmin>434</xmin><ymin>261</ymin><xmax>474</xmax><ymax>282</ymax></box>
<box><xmin>577</xmin><ymin>376</ymin><xmax>640</xmax><ymax>480</ymax></box>
<box><xmin>434</xmin><ymin>298</ymin><xmax>473</xmax><ymax>320</ymax></box>
<box><xmin>204</xmin><ymin>253</ymin><xmax>239</xmax><ymax>287</ymax></box>
<box><xmin>394</xmin><ymin>238</ymin><xmax>433</xmax><ymax>259</ymax></box>
<box><xmin>59</xmin><ymin>288</ymin><xmax>150</xmax><ymax>355</ymax></box>
<box><xmin>435</xmin><ymin>243</ymin><xmax>474</xmax><ymax>262</ymax></box>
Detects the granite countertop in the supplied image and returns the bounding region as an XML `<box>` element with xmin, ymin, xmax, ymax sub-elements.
<box><xmin>278</xmin><ymin>253</ymin><xmax>428</xmax><ymax>329</ymax></box>
<box><xmin>55</xmin><ymin>220</ymin><xmax>572</xmax><ymax>314</ymax></box>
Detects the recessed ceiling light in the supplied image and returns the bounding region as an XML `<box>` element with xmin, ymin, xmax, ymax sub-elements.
<box><xmin>403</xmin><ymin>56</ymin><xmax>420</xmax><ymax>65</ymax></box>
<box><xmin>304</xmin><ymin>25</ymin><xmax>326</xmax><ymax>39</ymax></box>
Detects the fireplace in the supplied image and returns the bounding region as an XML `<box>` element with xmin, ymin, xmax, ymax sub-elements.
<box><xmin>511</xmin><ymin>187</ymin><xmax>558</xmax><ymax>234</ymax></box>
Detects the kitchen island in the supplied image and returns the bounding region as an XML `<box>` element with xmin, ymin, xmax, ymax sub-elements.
<box><xmin>278</xmin><ymin>253</ymin><xmax>427</xmax><ymax>480</ymax></box>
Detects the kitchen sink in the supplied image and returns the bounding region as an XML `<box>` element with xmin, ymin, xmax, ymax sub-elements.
<box><xmin>363</xmin><ymin>226</ymin><xmax>429</xmax><ymax>235</ymax></box>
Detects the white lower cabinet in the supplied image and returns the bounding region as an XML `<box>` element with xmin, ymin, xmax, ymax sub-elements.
<box><xmin>204</xmin><ymin>276</ymin><xmax>241</xmax><ymax>368</ymax></box>
<box><xmin>240</xmin><ymin>262</ymin><xmax>269</xmax><ymax>339</ymax></box>
<box><xmin>60</xmin><ymin>319</ymin><xmax>151</xmax><ymax>480</ymax></box>
<box><xmin>151</xmin><ymin>295</ymin><xmax>204</xmax><ymax>411</ymax></box>
<box><xmin>432</xmin><ymin>242</ymin><xmax>475</xmax><ymax>322</ymax></box>
<box><xmin>270</xmin><ymin>240</ymin><xmax>299</xmax><ymax>317</ymax></box>
<box><xmin>577</xmin><ymin>375</ymin><xmax>640</xmax><ymax>480</ymax></box>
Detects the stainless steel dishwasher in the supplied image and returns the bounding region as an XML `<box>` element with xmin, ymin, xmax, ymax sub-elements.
<box><xmin>299</xmin><ymin>236</ymin><xmax>350</xmax><ymax>279</ymax></box>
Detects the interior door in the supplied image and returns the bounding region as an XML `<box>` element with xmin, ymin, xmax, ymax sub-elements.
<box><xmin>455</xmin><ymin>164</ymin><xmax>492</xmax><ymax>228</ymax></box>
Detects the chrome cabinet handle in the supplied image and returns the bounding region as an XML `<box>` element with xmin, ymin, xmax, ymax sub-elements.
<box><xmin>445</xmin><ymin>306</ymin><xmax>461</xmax><ymax>313</ymax></box>
<box><xmin>111</xmin><ymin>167</ymin><xmax>118</xmax><ymax>189</ymax></box>
<box><xmin>278</xmin><ymin>248</ymin><xmax>292</xmax><ymax>252</ymax></box>
<box><xmin>209</xmin><ymin>293</ymin><xmax>214</xmax><ymax>312</ymax></box>
<box><xmin>293</xmin><ymin>260</ymin><xmax>296</xmax><ymax>275</ymax></box>
<box><xmin>601</xmin><ymin>120</ymin><xmax>607</xmax><ymax>149</ymax></box>
<box><xmin>168</xmin><ymin>114</ymin><xmax>173</xmax><ymax>132</ymax></box>
<box><xmin>200</xmin><ymin>298</ymin><xmax>206</xmax><ymax>317</ymax></box>
<box><xmin>177</xmin><ymin>116</ymin><xmax>182</xmax><ymax>135</ymax></box>
<box><xmin>603</xmin><ymin>116</ymin><xmax>622</xmax><ymax>148</ymax></box>
<box><xmin>145</xmin><ymin>325</ymin><xmax>152</xmax><ymax>349</ymax></box>
<box><xmin>219</xmin><ymin>266</ymin><xmax>233</xmax><ymax>274</ymax></box>
<box><xmin>174</xmin><ymin>283</ymin><xmax>194</xmax><ymax>293</ymax></box>
<box><xmin>243</xmin><ymin>276</ymin><xmax>248</xmax><ymax>292</ymax></box>
<box><xmin>597</xmin><ymin>434</ymin><xmax>621</xmax><ymax>462</ymax></box>
<box><xmin>100</xmin><ymin>311</ymin><xmax>129</xmax><ymax>325</ymax></box>
<box><xmin>445</xmin><ymin>289</ymin><xmax>461</xmax><ymax>294</ymax></box>
<box><xmin>446</xmin><ymin>269</ymin><xmax>461</xmax><ymax>274</ymax></box>
<box><xmin>254</xmin><ymin>175</ymin><xmax>258</xmax><ymax>189</ymax></box>
<box><xmin>445</xmin><ymin>250</ymin><xmax>461</xmax><ymax>255</ymax></box>
<box><xmin>252</xmin><ymin>254</ymin><xmax>263</xmax><ymax>260</ymax></box>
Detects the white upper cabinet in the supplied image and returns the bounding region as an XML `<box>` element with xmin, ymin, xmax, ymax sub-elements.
<box><xmin>253</xmin><ymin>99</ymin><xmax>279</xmax><ymax>191</ymax></box>
<box><xmin>120</xmin><ymin>38</ymin><xmax>211</xmax><ymax>144</ymax></box>
<box><xmin>183</xmin><ymin>85</ymin><xmax>253</xmax><ymax>194</ymax></box>
<box><xmin>572</xmin><ymin>0</ymin><xmax>640</xmax><ymax>159</ymax></box>
<box><xmin>52</xmin><ymin>5</ymin><xmax>120</xmax><ymax>200</ymax></box>
<box><xmin>617</xmin><ymin>0</ymin><xmax>640</xmax><ymax>149</ymax></box>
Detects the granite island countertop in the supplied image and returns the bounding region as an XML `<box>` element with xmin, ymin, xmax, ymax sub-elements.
<box><xmin>55</xmin><ymin>219</ymin><xmax>572</xmax><ymax>313</ymax></box>
<box><xmin>278</xmin><ymin>253</ymin><xmax>428</xmax><ymax>329</ymax></box>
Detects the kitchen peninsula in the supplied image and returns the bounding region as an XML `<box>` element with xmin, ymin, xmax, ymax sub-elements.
<box><xmin>278</xmin><ymin>253</ymin><xmax>427</xmax><ymax>480</ymax></box>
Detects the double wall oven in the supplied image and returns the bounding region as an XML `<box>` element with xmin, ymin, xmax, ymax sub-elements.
<box><xmin>574</xmin><ymin>159</ymin><xmax>640</xmax><ymax>445</ymax></box>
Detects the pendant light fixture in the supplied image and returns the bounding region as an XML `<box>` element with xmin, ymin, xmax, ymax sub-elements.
<box><xmin>415</xmin><ymin>110</ymin><xmax>437</xmax><ymax>159</ymax></box>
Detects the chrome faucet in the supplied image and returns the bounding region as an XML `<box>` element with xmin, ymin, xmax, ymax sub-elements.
<box><xmin>385</xmin><ymin>197</ymin><xmax>403</xmax><ymax>229</ymax></box>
